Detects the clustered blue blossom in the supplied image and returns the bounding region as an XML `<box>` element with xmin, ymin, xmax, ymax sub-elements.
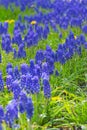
<box><xmin>0</xmin><ymin>0</ymin><xmax>87</xmax><ymax>60</ymax></box>
<box><xmin>0</xmin><ymin>0</ymin><xmax>87</xmax><ymax>129</ymax></box>
<box><xmin>0</xmin><ymin>29</ymin><xmax>87</xmax><ymax>129</ymax></box>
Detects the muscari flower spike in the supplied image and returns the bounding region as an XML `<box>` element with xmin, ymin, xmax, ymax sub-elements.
<box><xmin>0</xmin><ymin>72</ymin><xmax>4</xmax><ymax>91</ymax></box>
<box><xmin>12</xmin><ymin>80</ymin><xmax>21</xmax><ymax>99</ymax></box>
<box><xmin>25</xmin><ymin>97</ymin><xmax>34</xmax><ymax>120</ymax></box>
<box><xmin>5</xmin><ymin>99</ymin><xmax>18</xmax><ymax>128</ymax></box>
<box><xmin>43</xmin><ymin>79</ymin><xmax>51</xmax><ymax>98</ymax></box>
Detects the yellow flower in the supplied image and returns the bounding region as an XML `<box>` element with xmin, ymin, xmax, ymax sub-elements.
<box><xmin>74</xmin><ymin>36</ymin><xmax>77</xmax><ymax>39</ymax></box>
<box><xmin>51</xmin><ymin>96</ymin><xmax>62</xmax><ymax>101</ymax></box>
<box><xmin>30</xmin><ymin>20</ymin><xmax>37</xmax><ymax>25</ymax></box>
<box><xmin>5</xmin><ymin>19</ymin><xmax>15</xmax><ymax>24</ymax></box>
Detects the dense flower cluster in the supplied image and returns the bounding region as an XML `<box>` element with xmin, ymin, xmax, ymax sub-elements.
<box><xmin>0</xmin><ymin>0</ymin><xmax>87</xmax><ymax>60</ymax></box>
<box><xmin>0</xmin><ymin>29</ymin><xmax>87</xmax><ymax>130</ymax></box>
<box><xmin>0</xmin><ymin>0</ymin><xmax>87</xmax><ymax>129</ymax></box>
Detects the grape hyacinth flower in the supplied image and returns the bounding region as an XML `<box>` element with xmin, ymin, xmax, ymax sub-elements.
<box><xmin>35</xmin><ymin>50</ymin><xmax>44</xmax><ymax>64</ymax></box>
<box><xmin>6</xmin><ymin>63</ymin><xmax>13</xmax><ymax>73</ymax></box>
<box><xmin>0</xmin><ymin>106</ymin><xmax>4</xmax><ymax>123</ymax></box>
<box><xmin>26</xmin><ymin>97</ymin><xmax>34</xmax><ymax>120</ymax></box>
<box><xmin>19</xmin><ymin>92</ymin><xmax>28</xmax><ymax>113</ymax></box>
<box><xmin>84</xmin><ymin>42</ymin><xmax>87</xmax><ymax>49</ymax></box>
<box><xmin>7</xmin><ymin>68</ymin><xmax>14</xmax><ymax>80</ymax></box>
<box><xmin>18</xmin><ymin>44</ymin><xmax>26</xmax><ymax>58</ymax></box>
<box><xmin>0</xmin><ymin>72</ymin><xmax>4</xmax><ymax>91</ymax></box>
<box><xmin>5</xmin><ymin>100</ymin><xmax>18</xmax><ymax>128</ymax></box>
<box><xmin>20</xmin><ymin>63</ymin><xmax>29</xmax><ymax>75</ymax></box>
<box><xmin>6</xmin><ymin>75</ymin><xmax>13</xmax><ymax>91</ymax></box>
<box><xmin>0</xmin><ymin>106</ymin><xmax>4</xmax><ymax>130</ymax></box>
<box><xmin>20</xmin><ymin>75</ymin><xmax>26</xmax><ymax>90</ymax></box>
<box><xmin>43</xmin><ymin>79</ymin><xmax>51</xmax><ymax>98</ymax></box>
<box><xmin>14</xmin><ymin>66</ymin><xmax>20</xmax><ymax>80</ymax></box>
<box><xmin>12</xmin><ymin>81</ymin><xmax>21</xmax><ymax>99</ymax></box>
<box><xmin>31</xmin><ymin>76</ymin><xmax>40</xmax><ymax>94</ymax></box>
<box><xmin>25</xmin><ymin>74</ymin><xmax>32</xmax><ymax>94</ymax></box>
<box><xmin>29</xmin><ymin>59</ymin><xmax>35</xmax><ymax>75</ymax></box>
<box><xmin>82</xmin><ymin>25</ymin><xmax>87</xmax><ymax>34</ymax></box>
<box><xmin>13</xmin><ymin>48</ymin><xmax>17</xmax><ymax>59</ymax></box>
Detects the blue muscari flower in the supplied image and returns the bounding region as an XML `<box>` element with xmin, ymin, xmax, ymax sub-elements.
<box><xmin>12</xmin><ymin>81</ymin><xmax>21</xmax><ymax>99</ymax></box>
<box><xmin>20</xmin><ymin>92</ymin><xmax>28</xmax><ymax>103</ymax></box>
<box><xmin>25</xmin><ymin>74</ymin><xmax>32</xmax><ymax>93</ymax></box>
<box><xmin>6</xmin><ymin>75</ymin><xmax>13</xmax><ymax>91</ymax></box>
<box><xmin>2</xmin><ymin>34</ymin><xmax>12</xmax><ymax>54</ymax></box>
<box><xmin>0</xmin><ymin>23</ymin><xmax>3</xmax><ymax>35</ymax></box>
<box><xmin>20</xmin><ymin>63</ymin><xmax>29</xmax><ymax>75</ymax></box>
<box><xmin>84</xmin><ymin>42</ymin><xmax>87</xmax><ymax>49</ymax></box>
<box><xmin>20</xmin><ymin>75</ymin><xmax>26</xmax><ymax>90</ymax></box>
<box><xmin>35</xmin><ymin>50</ymin><xmax>44</xmax><ymax>64</ymax></box>
<box><xmin>58</xmin><ymin>44</ymin><xmax>64</xmax><ymax>50</ymax></box>
<box><xmin>13</xmin><ymin>48</ymin><xmax>17</xmax><ymax>59</ymax></box>
<box><xmin>82</xmin><ymin>25</ymin><xmax>87</xmax><ymax>34</ymax></box>
<box><xmin>68</xmin><ymin>31</ymin><xmax>74</xmax><ymax>39</ymax></box>
<box><xmin>19</xmin><ymin>92</ymin><xmax>28</xmax><ymax>113</ymax></box>
<box><xmin>41</xmin><ymin>72</ymin><xmax>49</xmax><ymax>80</ymax></box>
<box><xmin>2</xmin><ymin>38</ymin><xmax>5</xmax><ymax>50</ymax></box>
<box><xmin>5</xmin><ymin>100</ymin><xmax>18</xmax><ymax>128</ymax></box>
<box><xmin>18</xmin><ymin>44</ymin><xmax>26</xmax><ymax>58</ymax></box>
<box><xmin>14</xmin><ymin>66</ymin><xmax>20</xmax><ymax>80</ymax></box>
<box><xmin>68</xmin><ymin>46</ymin><xmax>74</xmax><ymax>56</ymax></box>
<box><xmin>3</xmin><ymin>22</ymin><xmax>8</xmax><ymax>34</ymax></box>
<box><xmin>46</xmin><ymin>58</ymin><xmax>55</xmax><ymax>74</ymax></box>
<box><xmin>29</xmin><ymin>59</ymin><xmax>35</xmax><ymax>75</ymax></box>
<box><xmin>43</xmin><ymin>29</ymin><xmax>48</xmax><ymax>39</ymax></box>
<box><xmin>34</xmin><ymin>64</ymin><xmax>41</xmax><ymax>78</ymax></box>
<box><xmin>35</xmin><ymin>25</ymin><xmax>43</xmax><ymax>39</ymax></box>
<box><xmin>6</xmin><ymin>63</ymin><xmax>13</xmax><ymax>73</ymax></box>
<box><xmin>43</xmin><ymin>79</ymin><xmax>51</xmax><ymax>98</ymax></box>
<box><xmin>55</xmin><ymin>49</ymin><xmax>63</xmax><ymax>62</ymax></box>
<box><xmin>12</xmin><ymin>29</ymin><xmax>19</xmax><ymax>41</ymax></box>
<box><xmin>19</xmin><ymin>101</ymin><xmax>25</xmax><ymax>114</ymax></box>
<box><xmin>7</xmin><ymin>68</ymin><xmax>14</xmax><ymax>80</ymax></box>
<box><xmin>26</xmin><ymin>37</ymin><xmax>33</xmax><ymax>47</ymax></box>
<box><xmin>59</xmin><ymin>16</ymin><xmax>69</xmax><ymax>29</ymax></box>
<box><xmin>25</xmin><ymin>31</ymin><xmax>34</xmax><ymax>47</ymax></box>
<box><xmin>32</xmin><ymin>33</ymin><xmax>38</xmax><ymax>46</ymax></box>
<box><xmin>25</xmin><ymin>97</ymin><xmax>34</xmax><ymax>120</ymax></box>
<box><xmin>45</xmin><ymin>45</ymin><xmax>55</xmax><ymax>61</ymax></box>
<box><xmin>65</xmin><ymin>51</ymin><xmax>71</xmax><ymax>60</ymax></box>
<box><xmin>79</xmin><ymin>34</ymin><xmax>86</xmax><ymax>44</ymax></box>
<box><xmin>0</xmin><ymin>106</ymin><xmax>4</xmax><ymax>123</ymax></box>
<box><xmin>0</xmin><ymin>73</ymin><xmax>4</xmax><ymax>91</ymax></box>
<box><xmin>0</xmin><ymin>54</ymin><xmax>2</xmax><ymax>63</ymax></box>
<box><xmin>17</xmin><ymin>22</ymin><xmax>26</xmax><ymax>33</ymax></box>
<box><xmin>50</xmin><ymin>20</ymin><xmax>58</xmax><ymax>32</ymax></box>
<box><xmin>70</xmin><ymin>18</ymin><xmax>82</xmax><ymax>27</ymax></box>
<box><xmin>12</xmin><ymin>30</ymin><xmax>22</xmax><ymax>46</ymax></box>
<box><xmin>42</xmin><ymin>62</ymin><xmax>49</xmax><ymax>75</ymax></box>
<box><xmin>43</xmin><ymin>24</ymin><xmax>49</xmax><ymax>39</ymax></box>
<box><xmin>31</xmin><ymin>76</ymin><xmax>40</xmax><ymax>94</ymax></box>
<box><xmin>19</xmin><ymin>101</ymin><xmax>25</xmax><ymax>113</ymax></box>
